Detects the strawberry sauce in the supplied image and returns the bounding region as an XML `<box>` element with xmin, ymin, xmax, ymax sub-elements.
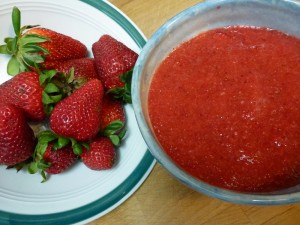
<box><xmin>148</xmin><ymin>26</ymin><xmax>300</xmax><ymax>192</ymax></box>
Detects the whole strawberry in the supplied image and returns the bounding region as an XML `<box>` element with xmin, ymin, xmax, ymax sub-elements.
<box><xmin>50</xmin><ymin>79</ymin><xmax>104</xmax><ymax>141</ymax></box>
<box><xmin>42</xmin><ymin>58</ymin><xmax>99</xmax><ymax>81</ymax></box>
<box><xmin>92</xmin><ymin>34</ymin><xmax>138</xmax><ymax>103</ymax></box>
<box><xmin>81</xmin><ymin>137</ymin><xmax>116</xmax><ymax>170</ymax></box>
<box><xmin>0</xmin><ymin>72</ymin><xmax>46</xmax><ymax>121</ymax></box>
<box><xmin>100</xmin><ymin>94</ymin><xmax>125</xmax><ymax>131</ymax></box>
<box><xmin>0</xmin><ymin>104</ymin><xmax>35</xmax><ymax>165</ymax></box>
<box><xmin>0</xmin><ymin>7</ymin><xmax>87</xmax><ymax>75</ymax></box>
<box><xmin>28</xmin><ymin>131</ymin><xmax>79</xmax><ymax>181</ymax></box>
<box><xmin>43</xmin><ymin>143</ymin><xmax>77</xmax><ymax>174</ymax></box>
<box><xmin>26</xmin><ymin>28</ymin><xmax>87</xmax><ymax>63</ymax></box>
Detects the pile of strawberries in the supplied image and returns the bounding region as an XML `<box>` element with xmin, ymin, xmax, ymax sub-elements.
<box><xmin>0</xmin><ymin>7</ymin><xmax>138</xmax><ymax>181</ymax></box>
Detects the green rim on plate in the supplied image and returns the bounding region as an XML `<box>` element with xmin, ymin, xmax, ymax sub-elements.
<box><xmin>0</xmin><ymin>152</ymin><xmax>154</xmax><ymax>225</ymax></box>
<box><xmin>0</xmin><ymin>1</ymin><xmax>154</xmax><ymax>224</ymax></box>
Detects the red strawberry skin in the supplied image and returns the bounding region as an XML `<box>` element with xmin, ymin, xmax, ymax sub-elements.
<box><xmin>43</xmin><ymin>144</ymin><xmax>77</xmax><ymax>174</ymax></box>
<box><xmin>50</xmin><ymin>79</ymin><xmax>104</xmax><ymax>141</ymax></box>
<box><xmin>26</xmin><ymin>27</ymin><xmax>87</xmax><ymax>62</ymax></box>
<box><xmin>92</xmin><ymin>34</ymin><xmax>138</xmax><ymax>90</ymax></box>
<box><xmin>0</xmin><ymin>72</ymin><xmax>46</xmax><ymax>121</ymax></box>
<box><xmin>81</xmin><ymin>137</ymin><xmax>116</xmax><ymax>170</ymax></box>
<box><xmin>42</xmin><ymin>58</ymin><xmax>99</xmax><ymax>80</ymax></box>
<box><xmin>100</xmin><ymin>94</ymin><xmax>125</xmax><ymax>130</ymax></box>
<box><xmin>0</xmin><ymin>104</ymin><xmax>35</xmax><ymax>165</ymax></box>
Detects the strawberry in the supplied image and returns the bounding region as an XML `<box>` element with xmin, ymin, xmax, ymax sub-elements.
<box><xmin>28</xmin><ymin>131</ymin><xmax>79</xmax><ymax>181</ymax></box>
<box><xmin>81</xmin><ymin>137</ymin><xmax>116</xmax><ymax>170</ymax></box>
<box><xmin>25</xmin><ymin>28</ymin><xmax>87</xmax><ymax>62</ymax></box>
<box><xmin>0</xmin><ymin>70</ymin><xmax>69</xmax><ymax>121</ymax></box>
<box><xmin>100</xmin><ymin>94</ymin><xmax>126</xmax><ymax>131</ymax></box>
<box><xmin>0</xmin><ymin>7</ymin><xmax>87</xmax><ymax>75</ymax></box>
<box><xmin>43</xmin><ymin>143</ymin><xmax>77</xmax><ymax>174</ymax></box>
<box><xmin>92</xmin><ymin>34</ymin><xmax>138</xmax><ymax>103</ymax></box>
<box><xmin>42</xmin><ymin>58</ymin><xmax>99</xmax><ymax>81</ymax></box>
<box><xmin>0</xmin><ymin>72</ymin><xmax>46</xmax><ymax>121</ymax></box>
<box><xmin>0</xmin><ymin>103</ymin><xmax>35</xmax><ymax>166</ymax></box>
<box><xmin>50</xmin><ymin>79</ymin><xmax>104</xmax><ymax>141</ymax></box>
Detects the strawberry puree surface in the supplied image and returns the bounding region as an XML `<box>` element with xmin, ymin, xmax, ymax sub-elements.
<box><xmin>148</xmin><ymin>26</ymin><xmax>300</xmax><ymax>192</ymax></box>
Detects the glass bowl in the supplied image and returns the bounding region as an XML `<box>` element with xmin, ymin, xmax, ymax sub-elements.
<box><xmin>132</xmin><ymin>0</ymin><xmax>300</xmax><ymax>205</ymax></box>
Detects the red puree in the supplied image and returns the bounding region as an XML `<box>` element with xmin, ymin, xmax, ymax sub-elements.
<box><xmin>148</xmin><ymin>26</ymin><xmax>300</xmax><ymax>192</ymax></box>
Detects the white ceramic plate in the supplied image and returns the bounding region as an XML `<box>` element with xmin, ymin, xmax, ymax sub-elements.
<box><xmin>0</xmin><ymin>0</ymin><xmax>155</xmax><ymax>224</ymax></box>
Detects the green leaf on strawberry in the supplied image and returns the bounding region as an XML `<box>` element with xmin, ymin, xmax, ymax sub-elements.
<box><xmin>28</xmin><ymin>138</ymin><xmax>51</xmax><ymax>182</ymax></box>
<box><xmin>29</xmin><ymin>130</ymin><xmax>86</xmax><ymax>182</ymax></box>
<box><xmin>35</xmin><ymin>130</ymin><xmax>88</xmax><ymax>157</ymax></box>
<box><xmin>39</xmin><ymin>69</ymin><xmax>56</xmax><ymax>85</ymax></box>
<box><xmin>20</xmin><ymin>34</ymin><xmax>50</xmax><ymax>46</ymax></box>
<box><xmin>71</xmin><ymin>142</ymin><xmax>83</xmax><ymax>156</ymax></box>
<box><xmin>0</xmin><ymin>7</ymin><xmax>49</xmax><ymax>75</ymax></box>
<box><xmin>67</xmin><ymin>138</ymin><xmax>90</xmax><ymax>156</ymax></box>
<box><xmin>0</xmin><ymin>44</ymin><xmax>9</xmax><ymax>54</ymax></box>
<box><xmin>55</xmin><ymin>136</ymin><xmax>70</xmax><ymax>150</ymax></box>
<box><xmin>7</xmin><ymin>56</ymin><xmax>21</xmax><ymax>75</ymax></box>
<box><xmin>6</xmin><ymin>157</ymin><xmax>33</xmax><ymax>172</ymax></box>
<box><xmin>28</xmin><ymin>161</ymin><xmax>38</xmax><ymax>174</ymax></box>
<box><xmin>38</xmin><ymin>69</ymin><xmax>81</xmax><ymax>115</ymax></box>
<box><xmin>12</xmin><ymin>6</ymin><xmax>21</xmax><ymax>35</ymax></box>
<box><xmin>102</xmin><ymin>120</ymin><xmax>126</xmax><ymax>146</ymax></box>
<box><xmin>37</xmin><ymin>130</ymin><xmax>58</xmax><ymax>143</ymax></box>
